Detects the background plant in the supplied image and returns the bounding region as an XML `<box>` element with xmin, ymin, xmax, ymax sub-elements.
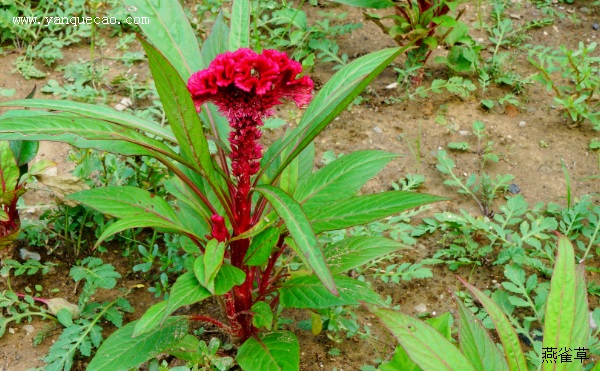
<box><xmin>528</xmin><ymin>42</ymin><xmax>600</xmax><ymax>129</ymax></box>
<box><xmin>371</xmin><ymin>234</ymin><xmax>593</xmax><ymax>370</ymax></box>
<box><xmin>333</xmin><ymin>0</ymin><xmax>467</xmax><ymax>84</ymax></box>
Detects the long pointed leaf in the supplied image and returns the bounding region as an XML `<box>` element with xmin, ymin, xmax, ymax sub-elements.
<box><xmin>324</xmin><ymin>236</ymin><xmax>406</xmax><ymax>274</ymax></box>
<box><xmin>254</xmin><ymin>185</ymin><xmax>337</xmax><ymax>295</ymax></box>
<box><xmin>542</xmin><ymin>234</ymin><xmax>589</xmax><ymax>371</ymax></box>
<box><xmin>0</xmin><ymin>114</ymin><xmax>179</xmax><ymax>159</ymax></box>
<box><xmin>0</xmin><ymin>141</ymin><xmax>18</xmax><ymax>197</ymax></box>
<box><xmin>369</xmin><ymin>306</ymin><xmax>477</xmax><ymax>371</ymax></box>
<box><xmin>295</xmin><ymin>150</ymin><xmax>398</xmax><ymax>206</ymax></box>
<box><xmin>0</xmin><ymin>99</ymin><xmax>175</xmax><ymax>142</ymax></box>
<box><xmin>87</xmin><ymin>316</ymin><xmax>188</xmax><ymax>371</ymax></box>
<box><xmin>66</xmin><ymin>186</ymin><xmax>180</xmax><ymax>225</ymax></box>
<box><xmin>259</xmin><ymin>44</ymin><xmax>415</xmax><ymax>185</ymax></box>
<box><xmin>308</xmin><ymin>191</ymin><xmax>446</xmax><ymax>233</ymax></box>
<box><xmin>229</xmin><ymin>0</ymin><xmax>250</xmax><ymax>50</ymax></box>
<box><xmin>141</xmin><ymin>38</ymin><xmax>215</xmax><ymax>178</ymax></box>
<box><xmin>280</xmin><ymin>275</ymin><xmax>386</xmax><ymax>308</ymax></box>
<box><xmin>237</xmin><ymin>331</ymin><xmax>299</xmax><ymax>371</ymax></box>
<box><xmin>459</xmin><ymin>277</ymin><xmax>528</xmax><ymax>371</ymax></box>
<box><xmin>454</xmin><ymin>295</ymin><xmax>509</xmax><ymax>371</ymax></box>
<box><xmin>122</xmin><ymin>0</ymin><xmax>202</xmax><ymax>79</ymax></box>
<box><xmin>93</xmin><ymin>217</ymin><xmax>203</xmax><ymax>249</ymax></box>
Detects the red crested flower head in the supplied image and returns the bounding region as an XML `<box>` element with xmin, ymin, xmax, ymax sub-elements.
<box><xmin>187</xmin><ymin>48</ymin><xmax>313</xmax><ymax>122</ymax></box>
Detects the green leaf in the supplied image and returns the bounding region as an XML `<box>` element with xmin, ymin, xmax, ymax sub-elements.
<box><xmin>122</xmin><ymin>0</ymin><xmax>202</xmax><ymax>79</ymax></box>
<box><xmin>9</xmin><ymin>140</ymin><xmax>38</xmax><ymax>167</ymax></box>
<box><xmin>254</xmin><ymin>185</ymin><xmax>337</xmax><ymax>295</ymax></box>
<box><xmin>454</xmin><ymin>295</ymin><xmax>509</xmax><ymax>371</ymax></box>
<box><xmin>70</xmin><ymin>257</ymin><xmax>120</xmax><ymax>291</ymax></box>
<box><xmin>0</xmin><ymin>113</ymin><xmax>181</xmax><ymax>159</ymax></box>
<box><xmin>369</xmin><ymin>306</ymin><xmax>477</xmax><ymax>371</ymax></box>
<box><xmin>324</xmin><ymin>236</ymin><xmax>406</xmax><ymax>274</ymax></box>
<box><xmin>244</xmin><ymin>227</ymin><xmax>280</xmax><ymax>266</ymax></box>
<box><xmin>329</xmin><ymin>0</ymin><xmax>395</xmax><ymax>9</ymax></box>
<box><xmin>66</xmin><ymin>186</ymin><xmax>177</xmax><ymax>222</ymax></box>
<box><xmin>308</xmin><ymin>192</ymin><xmax>446</xmax><ymax>233</ymax></box>
<box><xmin>279</xmin><ymin>275</ymin><xmax>386</xmax><ymax>308</ymax></box>
<box><xmin>229</xmin><ymin>0</ymin><xmax>250</xmax><ymax>50</ymax></box>
<box><xmin>202</xmin><ymin>240</ymin><xmax>226</xmax><ymax>292</ymax></box>
<box><xmin>93</xmin><ymin>216</ymin><xmax>203</xmax><ymax>249</ymax></box>
<box><xmin>56</xmin><ymin>308</ymin><xmax>73</xmax><ymax>327</ymax></box>
<box><xmin>251</xmin><ymin>301</ymin><xmax>273</xmax><ymax>330</ymax></box>
<box><xmin>164</xmin><ymin>176</ymin><xmax>212</xmax><ymax>224</ymax></box>
<box><xmin>237</xmin><ymin>331</ymin><xmax>299</xmax><ymax>371</ymax></box>
<box><xmin>295</xmin><ymin>150</ymin><xmax>398</xmax><ymax>208</ymax></box>
<box><xmin>164</xmin><ymin>272</ymin><xmax>211</xmax><ymax>322</ymax></box>
<box><xmin>0</xmin><ymin>141</ymin><xmax>19</xmax><ymax>198</ymax></box>
<box><xmin>459</xmin><ymin>277</ymin><xmax>528</xmax><ymax>371</ymax></box>
<box><xmin>0</xmin><ymin>100</ymin><xmax>175</xmax><ymax>142</ymax></box>
<box><xmin>260</xmin><ymin>45</ymin><xmax>415</xmax><ymax>185</ymax></box>
<box><xmin>542</xmin><ymin>234</ymin><xmax>589</xmax><ymax>371</ymax></box>
<box><xmin>140</xmin><ymin>38</ymin><xmax>216</xmax><ymax>180</ymax></box>
<box><xmin>133</xmin><ymin>301</ymin><xmax>168</xmax><ymax>338</ymax></box>
<box><xmin>87</xmin><ymin>317</ymin><xmax>188</xmax><ymax>371</ymax></box>
<box><xmin>379</xmin><ymin>346</ymin><xmax>420</xmax><ymax>371</ymax></box>
<box><xmin>213</xmin><ymin>264</ymin><xmax>246</xmax><ymax>295</ymax></box>
<box><xmin>425</xmin><ymin>313</ymin><xmax>453</xmax><ymax>340</ymax></box>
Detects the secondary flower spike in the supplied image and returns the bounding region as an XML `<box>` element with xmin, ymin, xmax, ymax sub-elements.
<box><xmin>188</xmin><ymin>49</ymin><xmax>313</xmax><ymax>232</ymax></box>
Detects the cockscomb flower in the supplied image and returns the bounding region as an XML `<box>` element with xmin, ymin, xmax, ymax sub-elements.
<box><xmin>188</xmin><ymin>48</ymin><xmax>313</xmax><ymax>122</ymax></box>
<box><xmin>188</xmin><ymin>49</ymin><xmax>313</xmax><ymax>232</ymax></box>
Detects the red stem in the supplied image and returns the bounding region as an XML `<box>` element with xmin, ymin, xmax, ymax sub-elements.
<box><xmin>16</xmin><ymin>293</ymin><xmax>48</xmax><ymax>305</ymax></box>
<box><xmin>189</xmin><ymin>314</ymin><xmax>232</xmax><ymax>333</ymax></box>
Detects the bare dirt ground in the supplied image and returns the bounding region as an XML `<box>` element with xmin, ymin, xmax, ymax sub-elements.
<box><xmin>0</xmin><ymin>1</ymin><xmax>599</xmax><ymax>370</ymax></box>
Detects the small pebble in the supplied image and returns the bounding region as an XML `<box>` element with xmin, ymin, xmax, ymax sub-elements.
<box><xmin>373</xmin><ymin>126</ymin><xmax>382</xmax><ymax>133</ymax></box>
<box><xmin>459</xmin><ymin>130</ymin><xmax>469</xmax><ymax>136</ymax></box>
<box><xmin>114</xmin><ymin>103</ymin><xmax>127</xmax><ymax>111</ymax></box>
<box><xmin>414</xmin><ymin>303</ymin><xmax>428</xmax><ymax>313</ymax></box>
<box><xmin>23</xmin><ymin>325</ymin><xmax>34</xmax><ymax>335</ymax></box>
<box><xmin>509</xmin><ymin>183</ymin><xmax>521</xmax><ymax>194</ymax></box>
<box><xmin>509</xmin><ymin>13</ymin><xmax>521</xmax><ymax>19</ymax></box>
<box><xmin>477</xmin><ymin>38</ymin><xmax>484</xmax><ymax>43</ymax></box>
<box><xmin>385</xmin><ymin>82</ymin><xmax>398</xmax><ymax>89</ymax></box>
<box><xmin>44</xmin><ymin>167</ymin><xmax>58</xmax><ymax>176</ymax></box>
<box><xmin>120</xmin><ymin>97</ymin><xmax>133</xmax><ymax>107</ymax></box>
<box><xmin>593</xmin><ymin>23</ymin><xmax>599</xmax><ymax>31</ymax></box>
<box><xmin>8</xmin><ymin>328</ymin><xmax>14</xmax><ymax>334</ymax></box>
<box><xmin>20</xmin><ymin>248</ymin><xmax>41</xmax><ymax>261</ymax></box>
<box><xmin>519</xmin><ymin>120</ymin><xmax>526</xmax><ymax>127</ymax></box>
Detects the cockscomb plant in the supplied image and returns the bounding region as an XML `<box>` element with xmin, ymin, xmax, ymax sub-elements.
<box><xmin>0</xmin><ymin>0</ymin><xmax>442</xmax><ymax>369</ymax></box>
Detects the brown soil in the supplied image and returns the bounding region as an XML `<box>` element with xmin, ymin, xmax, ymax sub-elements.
<box><xmin>1</xmin><ymin>1</ymin><xmax>599</xmax><ymax>370</ymax></box>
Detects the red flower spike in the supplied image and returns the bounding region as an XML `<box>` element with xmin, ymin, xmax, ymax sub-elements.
<box><xmin>209</xmin><ymin>214</ymin><xmax>228</xmax><ymax>242</ymax></box>
<box><xmin>188</xmin><ymin>49</ymin><xmax>313</xmax><ymax>234</ymax></box>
